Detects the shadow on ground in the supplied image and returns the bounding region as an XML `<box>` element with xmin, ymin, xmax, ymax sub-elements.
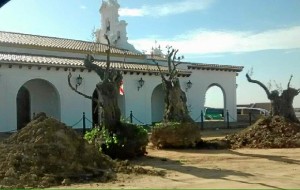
<box><xmin>131</xmin><ymin>149</ymin><xmax>290</xmax><ymax>189</ymax></box>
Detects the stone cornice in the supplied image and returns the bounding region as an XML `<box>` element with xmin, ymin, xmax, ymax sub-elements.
<box><xmin>187</xmin><ymin>63</ymin><xmax>244</xmax><ymax>72</ymax></box>
<box><xmin>0</xmin><ymin>52</ymin><xmax>191</xmax><ymax>77</ymax></box>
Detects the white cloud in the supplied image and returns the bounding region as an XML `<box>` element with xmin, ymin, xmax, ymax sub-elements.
<box><xmin>80</xmin><ymin>5</ymin><xmax>87</xmax><ymax>10</ymax></box>
<box><xmin>129</xmin><ymin>26</ymin><xmax>300</xmax><ymax>55</ymax></box>
<box><xmin>119</xmin><ymin>0</ymin><xmax>214</xmax><ymax>17</ymax></box>
<box><xmin>119</xmin><ymin>8</ymin><xmax>145</xmax><ymax>17</ymax></box>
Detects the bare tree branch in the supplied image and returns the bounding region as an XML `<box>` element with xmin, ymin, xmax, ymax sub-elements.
<box><xmin>171</xmin><ymin>49</ymin><xmax>179</xmax><ymax>68</ymax></box>
<box><xmin>104</xmin><ymin>34</ymin><xmax>111</xmax><ymax>78</ymax></box>
<box><xmin>84</xmin><ymin>54</ymin><xmax>105</xmax><ymax>80</ymax></box>
<box><xmin>246</xmin><ymin>73</ymin><xmax>272</xmax><ymax>99</ymax></box>
<box><xmin>167</xmin><ymin>49</ymin><xmax>175</xmax><ymax>73</ymax></box>
<box><xmin>68</xmin><ymin>72</ymin><xmax>95</xmax><ymax>101</ymax></box>
<box><xmin>170</xmin><ymin>50</ymin><xmax>179</xmax><ymax>78</ymax></box>
<box><xmin>287</xmin><ymin>75</ymin><xmax>293</xmax><ymax>88</ymax></box>
<box><xmin>174</xmin><ymin>61</ymin><xmax>182</xmax><ymax>67</ymax></box>
<box><xmin>152</xmin><ymin>59</ymin><xmax>167</xmax><ymax>83</ymax></box>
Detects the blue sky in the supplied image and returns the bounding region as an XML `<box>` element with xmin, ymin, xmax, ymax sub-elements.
<box><xmin>1</xmin><ymin>0</ymin><xmax>300</xmax><ymax>108</ymax></box>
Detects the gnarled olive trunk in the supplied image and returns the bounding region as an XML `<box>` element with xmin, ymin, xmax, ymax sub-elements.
<box><xmin>68</xmin><ymin>50</ymin><xmax>123</xmax><ymax>132</ymax></box>
<box><xmin>96</xmin><ymin>81</ymin><xmax>121</xmax><ymax>132</ymax></box>
<box><xmin>246</xmin><ymin>73</ymin><xmax>299</xmax><ymax>123</ymax></box>
<box><xmin>153</xmin><ymin>48</ymin><xmax>194</xmax><ymax>123</ymax></box>
<box><xmin>270</xmin><ymin>88</ymin><xmax>299</xmax><ymax>123</ymax></box>
<box><xmin>163</xmin><ymin>79</ymin><xmax>193</xmax><ymax>123</ymax></box>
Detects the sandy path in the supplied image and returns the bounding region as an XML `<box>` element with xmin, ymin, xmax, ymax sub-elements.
<box><xmin>52</xmin><ymin>147</ymin><xmax>300</xmax><ymax>189</ymax></box>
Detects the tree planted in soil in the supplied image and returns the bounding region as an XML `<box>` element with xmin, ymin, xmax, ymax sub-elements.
<box><xmin>246</xmin><ymin>73</ymin><xmax>299</xmax><ymax>123</ymax></box>
<box><xmin>150</xmin><ymin>47</ymin><xmax>201</xmax><ymax>149</ymax></box>
<box><xmin>68</xmin><ymin>35</ymin><xmax>148</xmax><ymax>159</ymax></box>
<box><xmin>68</xmin><ymin>34</ymin><xmax>122</xmax><ymax>132</ymax></box>
<box><xmin>152</xmin><ymin>46</ymin><xmax>193</xmax><ymax>123</ymax></box>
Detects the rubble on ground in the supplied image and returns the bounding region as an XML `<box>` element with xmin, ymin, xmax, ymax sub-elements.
<box><xmin>0</xmin><ymin>113</ymin><xmax>164</xmax><ymax>188</ymax></box>
<box><xmin>0</xmin><ymin>113</ymin><xmax>115</xmax><ymax>188</ymax></box>
<box><xmin>226</xmin><ymin>116</ymin><xmax>300</xmax><ymax>149</ymax></box>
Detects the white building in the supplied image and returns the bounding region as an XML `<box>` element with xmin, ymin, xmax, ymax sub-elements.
<box><xmin>0</xmin><ymin>0</ymin><xmax>243</xmax><ymax>132</ymax></box>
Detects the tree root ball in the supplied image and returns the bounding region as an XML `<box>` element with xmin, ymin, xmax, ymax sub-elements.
<box><xmin>150</xmin><ymin>122</ymin><xmax>201</xmax><ymax>149</ymax></box>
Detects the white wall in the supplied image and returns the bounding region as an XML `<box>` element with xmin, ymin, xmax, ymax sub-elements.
<box><xmin>186</xmin><ymin>69</ymin><xmax>237</xmax><ymax>122</ymax></box>
<box><xmin>0</xmin><ymin>63</ymin><xmax>165</xmax><ymax>131</ymax></box>
<box><xmin>0</xmin><ymin>62</ymin><xmax>239</xmax><ymax>132</ymax></box>
<box><xmin>122</xmin><ymin>74</ymin><xmax>163</xmax><ymax>125</ymax></box>
<box><xmin>0</xmin><ymin>65</ymin><xmax>99</xmax><ymax>131</ymax></box>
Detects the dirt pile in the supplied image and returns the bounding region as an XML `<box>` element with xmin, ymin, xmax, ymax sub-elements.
<box><xmin>0</xmin><ymin>113</ymin><xmax>115</xmax><ymax>188</ymax></box>
<box><xmin>226</xmin><ymin>116</ymin><xmax>300</xmax><ymax>148</ymax></box>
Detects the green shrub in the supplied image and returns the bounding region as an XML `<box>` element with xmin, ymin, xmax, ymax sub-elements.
<box><xmin>150</xmin><ymin>122</ymin><xmax>201</xmax><ymax>149</ymax></box>
<box><xmin>84</xmin><ymin>123</ymin><xmax>148</xmax><ymax>159</ymax></box>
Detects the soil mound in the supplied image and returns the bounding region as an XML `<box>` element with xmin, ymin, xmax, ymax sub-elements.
<box><xmin>0</xmin><ymin>113</ymin><xmax>115</xmax><ymax>188</ymax></box>
<box><xmin>226</xmin><ymin>116</ymin><xmax>300</xmax><ymax>148</ymax></box>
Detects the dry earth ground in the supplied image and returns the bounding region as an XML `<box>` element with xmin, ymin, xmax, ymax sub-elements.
<box><xmin>49</xmin><ymin>128</ymin><xmax>300</xmax><ymax>189</ymax></box>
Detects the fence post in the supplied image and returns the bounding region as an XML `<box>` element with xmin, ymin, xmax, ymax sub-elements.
<box><xmin>200</xmin><ymin>110</ymin><xmax>204</xmax><ymax>130</ymax></box>
<box><xmin>82</xmin><ymin>112</ymin><xmax>86</xmax><ymax>136</ymax></box>
<box><xmin>249</xmin><ymin>112</ymin><xmax>252</xmax><ymax>125</ymax></box>
<box><xmin>130</xmin><ymin>111</ymin><xmax>133</xmax><ymax>123</ymax></box>
<box><xmin>226</xmin><ymin>110</ymin><xmax>230</xmax><ymax>129</ymax></box>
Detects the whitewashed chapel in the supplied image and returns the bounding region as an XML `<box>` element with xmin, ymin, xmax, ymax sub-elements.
<box><xmin>0</xmin><ymin>0</ymin><xmax>243</xmax><ymax>132</ymax></box>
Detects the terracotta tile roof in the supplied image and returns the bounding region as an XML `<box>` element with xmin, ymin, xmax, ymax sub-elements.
<box><xmin>146</xmin><ymin>54</ymin><xmax>243</xmax><ymax>72</ymax></box>
<box><xmin>0</xmin><ymin>52</ymin><xmax>191</xmax><ymax>75</ymax></box>
<box><xmin>0</xmin><ymin>31</ymin><xmax>142</xmax><ymax>56</ymax></box>
<box><xmin>187</xmin><ymin>63</ymin><xmax>243</xmax><ymax>72</ymax></box>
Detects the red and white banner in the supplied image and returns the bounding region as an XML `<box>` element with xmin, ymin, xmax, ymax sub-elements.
<box><xmin>119</xmin><ymin>81</ymin><xmax>124</xmax><ymax>95</ymax></box>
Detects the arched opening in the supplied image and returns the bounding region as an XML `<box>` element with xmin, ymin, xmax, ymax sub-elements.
<box><xmin>17</xmin><ymin>86</ymin><xmax>30</xmax><ymax>130</ymax></box>
<box><xmin>151</xmin><ymin>84</ymin><xmax>165</xmax><ymax>124</ymax></box>
<box><xmin>204</xmin><ymin>84</ymin><xmax>225</xmax><ymax>121</ymax></box>
<box><xmin>17</xmin><ymin>79</ymin><xmax>60</xmax><ymax>129</ymax></box>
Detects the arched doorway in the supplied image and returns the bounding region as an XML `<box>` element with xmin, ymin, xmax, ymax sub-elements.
<box><xmin>151</xmin><ymin>84</ymin><xmax>165</xmax><ymax>123</ymax></box>
<box><xmin>17</xmin><ymin>86</ymin><xmax>30</xmax><ymax>130</ymax></box>
<box><xmin>204</xmin><ymin>84</ymin><xmax>226</xmax><ymax>121</ymax></box>
<box><xmin>16</xmin><ymin>79</ymin><xmax>61</xmax><ymax>129</ymax></box>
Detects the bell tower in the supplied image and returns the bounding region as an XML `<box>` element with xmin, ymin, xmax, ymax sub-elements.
<box><xmin>95</xmin><ymin>0</ymin><xmax>139</xmax><ymax>53</ymax></box>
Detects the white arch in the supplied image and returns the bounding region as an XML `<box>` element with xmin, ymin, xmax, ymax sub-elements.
<box><xmin>151</xmin><ymin>83</ymin><xmax>165</xmax><ymax>123</ymax></box>
<box><xmin>205</xmin><ymin>83</ymin><xmax>226</xmax><ymax>106</ymax></box>
<box><xmin>18</xmin><ymin>78</ymin><xmax>61</xmax><ymax>121</ymax></box>
<box><xmin>204</xmin><ymin>83</ymin><xmax>226</xmax><ymax>120</ymax></box>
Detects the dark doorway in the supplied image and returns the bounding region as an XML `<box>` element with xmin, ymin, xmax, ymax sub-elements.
<box><xmin>92</xmin><ymin>89</ymin><xmax>99</xmax><ymax>127</ymax></box>
<box><xmin>17</xmin><ymin>86</ymin><xmax>31</xmax><ymax>130</ymax></box>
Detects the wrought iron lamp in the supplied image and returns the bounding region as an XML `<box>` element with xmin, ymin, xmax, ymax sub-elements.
<box><xmin>138</xmin><ymin>77</ymin><xmax>145</xmax><ymax>91</ymax></box>
<box><xmin>186</xmin><ymin>80</ymin><xmax>192</xmax><ymax>92</ymax></box>
<box><xmin>76</xmin><ymin>75</ymin><xmax>83</xmax><ymax>89</ymax></box>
